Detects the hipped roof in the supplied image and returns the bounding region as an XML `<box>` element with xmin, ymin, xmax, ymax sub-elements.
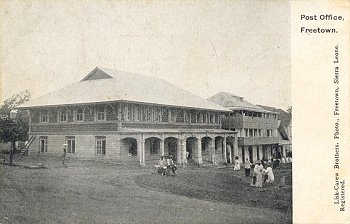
<box><xmin>18</xmin><ymin>67</ymin><xmax>230</xmax><ymax>112</ymax></box>
<box><xmin>208</xmin><ymin>92</ymin><xmax>275</xmax><ymax>113</ymax></box>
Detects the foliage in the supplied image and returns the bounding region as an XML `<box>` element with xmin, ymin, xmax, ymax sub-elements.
<box><xmin>286</xmin><ymin>106</ymin><xmax>292</xmax><ymax>113</ymax></box>
<box><xmin>0</xmin><ymin>118</ymin><xmax>28</xmax><ymax>143</ymax></box>
<box><xmin>0</xmin><ymin>90</ymin><xmax>31</xmax><ymax>144</ymax></box>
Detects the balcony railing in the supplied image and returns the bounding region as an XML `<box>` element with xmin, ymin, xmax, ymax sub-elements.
<box><xmin>237</xmin><ymin>137</ymin><xmax>279</xmax><ymax>146</ymax></box>
<box><xmin>221</xmin><ymin>116</ymin><xmax>279</xmax><ymax>129</ymax></box>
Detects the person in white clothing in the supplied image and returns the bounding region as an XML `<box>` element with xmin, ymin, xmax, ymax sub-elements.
<box><xmin>265</xmin><ymin>164</ymin><xmax>275</xmax><ymax>184</ymax></box>
<box><xmin>233</xmin><ymin>156</ymin><xmax>241</xmax><ymax>171</ymax></box>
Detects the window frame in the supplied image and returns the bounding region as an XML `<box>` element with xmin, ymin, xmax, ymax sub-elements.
<box><xmin>58</xmin><ymin>110</ymin><xmax>68</xmax><ymax>123</ymax></box>
<box><xmin>96</xmin><ymin>107</ymin><xmax>106</xmax><ymax>121</ymax></box>
<box><xmin>40</xmin><ymin>110</ymin><xmax>49</xmax><ymax>123</ymax></box>
<box><xmin>95</xmin><ymin>136</ymin><xmax>106</xmax><ymax>155</ymax></box>
<box><xmin>66</xmin><ymin>136</ymin><xmax>76</xmax><ymax>153</ymax></box>
<box><xmin>39</xmin><ymin>136</ymin><xmax>48</xmax><ymax>153</ymax></box>
<box><xmin>75</xmin><ymin>108</ymin><xmax>84</xmax><ymax>122</ymax></box>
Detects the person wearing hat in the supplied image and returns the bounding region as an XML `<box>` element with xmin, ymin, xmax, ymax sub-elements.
<box><xmin>60</xmin><ymin>144</ymin><xmax>67</xmax><ymax>168</ymax></box>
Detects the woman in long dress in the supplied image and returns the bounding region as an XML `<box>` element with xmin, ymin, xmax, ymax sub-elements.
<box><xmin>233</xmin><ymin>156</ymin><xmax>241</xmax><ymax>171</ymax></box>
<box><xmin>253</xmin><ymin>162</ymin><xmax>264</xmax><ymax>188</ymax></box>
<box><xmin>255</xmin><ymin>168</ymin><xmax>264</xmax><ymax>188</ymax></box>
<box><xmin>265</xmin><ymin>164</ymin><xmax>275</xmax><ymax>183</ymax></box>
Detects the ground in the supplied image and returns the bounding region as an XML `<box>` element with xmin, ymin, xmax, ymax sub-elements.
<box><xmin>0</xmin><ymin>154</ymin><xmax>292</xmax><ymax>224</ymax></box>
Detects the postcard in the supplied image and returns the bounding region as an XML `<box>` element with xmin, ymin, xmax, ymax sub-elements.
<box><xmin>0</xmin><ymin>1</ymin><xmax>349</xmax><ymax>223</ymax></box>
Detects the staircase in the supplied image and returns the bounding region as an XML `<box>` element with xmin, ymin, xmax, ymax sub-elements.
<box><xmin>22</xmin><ymin>136</ymin><xmax>36</xmax><ymax>155</ymax></box>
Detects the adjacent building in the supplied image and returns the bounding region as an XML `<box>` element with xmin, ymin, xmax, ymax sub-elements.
<box><xmin>18</xmin><ymin>67</ymin><xmax>237</xmax><ymax>166</ymax></box>
<box><xmin>208</xmin><ymin>92</ymin><xmax>281</xmax><ymax>164</ymax></box>
<box><xmin>257</xmin><ymin>105</ymin><xmax>292</xmax><ymax>159</ymax></box>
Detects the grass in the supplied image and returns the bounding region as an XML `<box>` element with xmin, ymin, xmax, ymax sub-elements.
<box><xmin>135</xmin><ymin>164</ymin><xmax>292</xmax><ymax>214</ymax></box>
<box><xmin>0</xmin><ymin>154</ymin><xmax>292</xmax><ymax>224</ymax></box>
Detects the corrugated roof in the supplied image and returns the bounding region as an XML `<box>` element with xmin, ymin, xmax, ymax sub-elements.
<box><xmin>18</xmin><ymin>67</ymin><xmax>230</xmax><ymax>112</ymax></box>
<box><xmin>208</xmin><ymin>92</ymin><xmax>273</xmax><ymax>113</ymax></box>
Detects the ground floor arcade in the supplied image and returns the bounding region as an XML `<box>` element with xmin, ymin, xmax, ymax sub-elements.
<box><xmin>239</xmin><ymin>143</ymin><xmax>292</xmax><ymax>163</ymax></box>
<box><xmin>28</xmin><ymin>129</ymin><xmax>238</xmax><ymax>166</ymax></box>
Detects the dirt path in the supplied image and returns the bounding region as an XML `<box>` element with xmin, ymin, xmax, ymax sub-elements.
<box><xmin>0</xmin><ymin>164</ymin><xmax>290</xmax><ymax>224</ymax></box>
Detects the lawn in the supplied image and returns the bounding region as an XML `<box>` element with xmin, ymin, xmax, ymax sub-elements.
<box><xmin>0</xmin><ymin>155</ymin><xmax>292</xmax><ymax>224</ymax></box>
<box><xmin>135</xmin><ymin>164</ymin><xmax>292</xmax><ymax>216</ymax></box>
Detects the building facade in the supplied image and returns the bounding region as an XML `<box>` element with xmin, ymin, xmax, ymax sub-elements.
<box><xmin>257</xmin><ymin>105</ymin><xmax>292</xmax><ymax>159</ymax></box>
<box><xmin>18</xmin><ymin>68</ymin><xmax>237</xmax><ymax>166</ymax></box>
<box><xmin>208</xmin><ymin>92</ymin><xmax>280</xmax><ymax>164</ymax></box>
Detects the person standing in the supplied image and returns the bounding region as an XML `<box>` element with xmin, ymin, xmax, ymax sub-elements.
<box><xmin>60</xmin><ymin>144</ymin><xmax>67</xmax><ymax>168</ymax></box>
<box><xmin>255</xmin><ymin>168</ymin><xmax>264</xmax><ymax>188</ymax></box>
<box><xmin>254</xmin><ymin>162</ymin><xmax>264</xmax><ymax>188</ymax></box>
<box><xmin>265</xmin><ymin>164</ymin><xmax>275</xmax><ymax>184</ymax></box>
<box><xmin>244</xmin><ymin>158</ymin><xmax>251</xmax><ymax>177</ymax></box>
<box><xmin>233</xmin><ymin>156</ymin><xmax>241</xmax><ymax>171</ymax></box>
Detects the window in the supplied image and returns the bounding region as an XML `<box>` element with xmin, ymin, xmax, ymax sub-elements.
<box><xmin>96</xmin><ymin>136</ymin><xmax>106</xmax><ymax>154</ymax></box>
<box><xmin>39</xmin><ymin>136</ymin><xmax>48</xmax><ymax>153</ymax></box>
<box><xmin>209</xmin><ymin>113</ymin><xmax>213</xmax><ymax>123</ymax></box>
<box><xmin>258</xmin><ymin>129</ymin><xmax>262</xmax><ymax>137</ymax></box>
<box><xmin>125</xmin><ymin>105</ymin><xmax>132</xmax><ymax>121</ymax></box>
<box><xmin>133</xmin><ymin>106</ymin><xmax>140</xmax><ymax>121</ymax></box>
<box><xmin>146</xmin><ymin>108</ymin><xmax>152</xmax><ymax>121</ymax></box>
<box><xmin>267</xmin><ymin>129</ymin><xmax>271</xmax><ymax>137</ymax></box>
<box><xmin>254</xmin><ymin>129</ymin><xmax>257</xmax><ymax>137</ymax></box>
<box><xmin>58</xmin><ymin>111</ymin><xmax>67</xmax><ymax>122</ymax></box>
<box><xmin>153</xmin><ymin>108</ymin><xmax>160</xmax><ymax>122</ymax></box>
<box><xmin>75</xmin><ymin>108</ymin><xmax>84</xmax><ymax>122</ymax></box>
<box><xmin>249</xmin><ymin>129</ymin><xmax>253</xmax><ymax>137</ymax></box>
<box><xmin>96</xmin><ymin>107</ymin><xmax>106</xmax><ymax>121</ymax></box>
<box><xmin>41</xmin><ymin>110</ymin><xmax>49</xmax><ymax>123</ymax></box>
<box><xmin>196</xmin><ymin>113</ymin><xmax>201</xmax><ymax>123</ymax></box>
<box><xmin>245</xmin><ymin>129</ymin><xmax>248</xmax><ymax>137</ymax></box>
<box><xmin>66</xmin><ymin>136</ymin><xmax>75</xmax><ymax>153</ymax></box>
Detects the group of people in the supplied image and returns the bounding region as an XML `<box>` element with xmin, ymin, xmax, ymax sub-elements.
<box><xmin>154</xmin><ymin>155</ymin><xmax>177</xmax><ymax>176</ymax></box>
<box><xmin>243</xmin><ymin>159</ymin><xmax>274</xmax><ymax>188</ymax></box>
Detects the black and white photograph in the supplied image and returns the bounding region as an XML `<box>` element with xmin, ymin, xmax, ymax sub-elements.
<box><xmin>8</xmin><ymin>0</ymin><xmax>350</xmax><ymax>223</ymax></box>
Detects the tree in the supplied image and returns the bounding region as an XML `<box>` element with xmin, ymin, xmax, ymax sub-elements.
<box><xmin>286</xmin><ymin>106</ymin><xmax>292</xmax><ymax>114</ymax></box>
<box><xmin>0</xmin><ymin>90</ymin><xmax>31</xmax><ymax>164</ymax></box>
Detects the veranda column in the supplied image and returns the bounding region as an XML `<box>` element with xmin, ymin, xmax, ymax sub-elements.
<box><xmin>176</xmin><ymin>139</ymin><xmax>182</xmax><ymax>164</ymax></box>
<box><xmin>223</xmin><ymin>134</ymin><xmax>227</xmax><ymax>163</ymax></box>
<box><xmin>197</xmin><ymin>138</ymin><xmax>203</xmax><ymax>165</ymax></box>
<box><xmin>160</xmin><ymin>139</ymin><xmax>165</xmax><ymax>156</ymax></box>
<box><xmin>233</xmin><ymin>133</ymin><xmax>238</xmax><ymax>158</ymax></box>
<box><xmin>141</xmin><ymin>140</ymin><xmax>145</xmax><ymax>165</ymax></box>
<box><xmin>182</xmin><ymin>139</ymin><xmax>187</xmax><ymax>165</ymax></box>
<box><xmin>209</xmin><ymin>136</ymin><xmax>215</xmax><ymax>163</ymax></box>
<box><xmin>228</xmin><ymin>141</ymin><xmax>233</xmax><ymax>164</ymax></box>
<box><xmin>137</xmin><ymin>139</ymin><xmax>142</xmax><ymax>165</ymax></box>
<box><xmin>282</xmin><ymin>146</ymin><xmax>286</xmax><ymax>158</ymax></box>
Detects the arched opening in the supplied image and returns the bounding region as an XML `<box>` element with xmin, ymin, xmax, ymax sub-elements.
<box><xmin>186</xmin><ymin>137</ymin><xmax>197</xmax><ymax>160</ymax></box>
<box><xmin>214</xmin><ymin>136</ymin><xmax>224</xmax><ymax>154</ymax></box>
<box><xmin>121</xmin><ymin>138</ymin><xmax>138</xmax><ymax>158</ymax></box>
<box><xmin>164</xmin><ymin>137</ymin><xmax>178</xmax><ymax>161</ymax></box>
<box><xmin>201</xmin><ymin>137</ymin><xmax>212</xmax><ymax>162</ymax></box>
<box><xmin>145</xmin><ymin>137</ymin><xmax>161</xmax><ymax>161</ymax></box>
<box><xmin>226</xmin><ymin>136</ymin><xmax>235</xmax><ymax>163</ymax></box>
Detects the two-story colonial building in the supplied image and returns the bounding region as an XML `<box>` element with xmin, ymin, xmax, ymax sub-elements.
<box><xmin>18</xmin><ymin>67</ymin><xmax>237</xmax><ymax>166</ymax></box>
<box><xmin>208</xmin><ymin>92</ymin><xmax>280</xmax><ymax>164</ymax></box>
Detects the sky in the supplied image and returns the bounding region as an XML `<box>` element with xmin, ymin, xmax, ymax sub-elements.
<box><xmin>0</xmin><ymin>0</ymin><xmax>291</xmax><ymax>110</ymax></box>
